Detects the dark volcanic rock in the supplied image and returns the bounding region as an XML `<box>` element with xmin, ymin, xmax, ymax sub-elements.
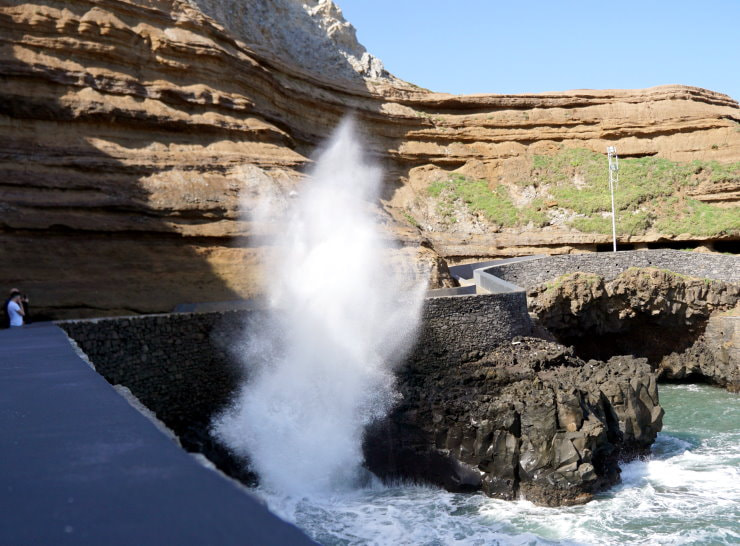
<box><xmin>659</xmin><ymin>309</ymin><xmax>740</xmax><ymax>391</ymax></box>
<box><xmin>527</xmin><ymin>268</ymin><xmax>739</xmax><ymax>389</ymax></box>
<box><xmin>363</xmin><ymin>338</ymin><xmax>663</xmax><ymax>506</ymax></box>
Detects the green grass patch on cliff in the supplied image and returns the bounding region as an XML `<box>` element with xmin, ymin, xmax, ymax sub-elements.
<box><xmin>427</xmin><ymin>174</ymin><xmax>548</xmax><ymax>227</ymax></box>
<box><xmin>654</xmin><ymin>199</ymin><xmax>740</xmax><ymax>237</ymax></box>
<box><xmin>702</xmin><ymin>160</ymin><xmax>740</xmax><ymax>183</ymax></box>
<box><xmin>425</xmin><ymin>150</ymin><xmax>738</xmax><ymax>237</ymax></box>
<box><xmin>402</xmin><ymin>210</ymin><xmax>420</xmax><ymax>228</ymax></box>
<box><xmin>570</xmin><ymin>210</ymin><xmax>655</xmax><ymax>236</ymax></box>
<box><xmin>531</xmin><ymin>148</ymin><xmax>698</xmax><ymax>215</ymax></box>
<box><xmin>453</xmin><ymin>176</ymin><xmax>518</xmax><ymax>226</ymax></box>
<box><xmin>522</xmin><ymin>147</ymin><xmax>739</xmax><ymax>237</ymax></box>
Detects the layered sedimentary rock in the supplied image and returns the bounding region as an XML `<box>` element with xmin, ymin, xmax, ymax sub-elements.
<box><xmin>527</xmin><ymin>268</ymin><xmax>740</xmax><ymax>389</ymax></box>
<box><xmin>1</xmin><ymin>0</ymin><xmax>738</xmax><ymax>317</ymax></box>
<box><xmin>364</xmin><ymin>337</ymin><xmax>663</xmax><ymax>506</ymax></box>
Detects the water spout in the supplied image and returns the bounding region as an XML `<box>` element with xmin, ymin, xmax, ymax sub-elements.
<box><xmin>212</xmin><ymin>118</ymin><xmax>427</xmax><ymax>495</ymax></box>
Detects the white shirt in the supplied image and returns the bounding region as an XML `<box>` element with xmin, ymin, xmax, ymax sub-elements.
<box><xmin>7</xmin><ymin>301</ymin><xmax>23</xmax><ymax>327</ymax></box>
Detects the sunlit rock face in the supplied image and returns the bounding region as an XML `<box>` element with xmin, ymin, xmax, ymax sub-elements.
<box><xmin>0</xmin><ymin>0</ymin><xmax>738</xmax><ymax>317</ymax></box>
<box><xmin>186</xmin><ymin>0</ymin><xmax>389</xmax><ymax>81</ymax></box>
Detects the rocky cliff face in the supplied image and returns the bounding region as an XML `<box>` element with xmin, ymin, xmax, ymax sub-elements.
<box><xmin>527</xmin><ymin>268</ymin><xmax>740</xmax><ymax>389</ymax></box>
<box><xmin>186</xmin><ymin>0</ymin><xmax>390</xmax><ymax>81</ymax></box>
<box><xmin>1</xmin><ymin>0</ymin><xmax>738</xmax><ymax>317</ymax></box>
<box><xmin>660</xmin><ymin>310</ymin><xmax>740</xmax><ymax>392</ymax></box>
<box><xmin>364</xmin><ymin>337</ymin><xmax>663</xmax><ymax>506</ymax></box>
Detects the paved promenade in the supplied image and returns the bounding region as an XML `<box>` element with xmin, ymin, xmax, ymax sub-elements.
<box><xmin>0</xmin><ymin>323</ymin><xmax>314</xmax><ymax>545</ymax></box>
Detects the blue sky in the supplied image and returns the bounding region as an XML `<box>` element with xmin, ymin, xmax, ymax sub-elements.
<box><xmin>337</xmin><ymin>1</ymin><xmax>739</xmax><ymax>100</ymax></box>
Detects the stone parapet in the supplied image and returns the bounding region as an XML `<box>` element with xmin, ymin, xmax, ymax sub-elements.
<box><xmin>410</xmin><ymin>293</ymin><xmax>533</xmax><ymax>366</ymax></box>
<box><xmin>59</xmin><ymin>292</ymin><xmax>534</xmax><ymax>433</ymax></box>
<box><xmin>58</xmin><ymin>312</ymin><xmax>247</xmax><ymax>434</ymax></box>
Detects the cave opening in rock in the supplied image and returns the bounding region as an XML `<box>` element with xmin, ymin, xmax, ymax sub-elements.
<box><xmin>590</xmin><ymin>240</ymin><xmax>740</xmax><ymax>254</ymax></box>
<box><xmin>641</xmin><ymin>239</ymin><xmax>740</xmax><ymax>254</ymax></box>
<box><xmin>646</xmin><ymin>240</ymin><xmax>702</xmax><ymax>251</ymax></box>
<box><xmin>714</xmin><ymin>240</ymin><xmax>740</xmax><ymax>254</ymax></box>
<box><xmin>557</xmin><ymin>316</ymin><xmax>707</xmax><ymax>370</ymax></box>
<box><xmin>595</xmin><ymin>243</ymin><xmax>636</xmax><ymax>252</ymax></box>
<box><xmin>527</xmin><ymin>265</ymin><xmax>738</xmax><ymax>389</ymax></box>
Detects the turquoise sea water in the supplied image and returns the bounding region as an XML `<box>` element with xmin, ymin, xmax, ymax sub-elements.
<box><xmin>257</xmin><ymin>384</ymin><xmax>739</xmax><ymax>545</ymax></box>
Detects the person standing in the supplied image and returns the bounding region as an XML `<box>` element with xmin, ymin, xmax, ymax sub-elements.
<box><xmin>6</xmin><ymin>292</ymin><xmax>25</xmax><ymax>327</ymax></box>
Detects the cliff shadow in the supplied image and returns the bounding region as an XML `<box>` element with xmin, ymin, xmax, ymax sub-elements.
<box><xmin>0</xmin><ymin>119</ymin><xmax>249</xmax><ymax>319</ymax></box>
<box><xmin>0</xmin><ymin>1</ymin><xmax>325</xmax><ymax>319</ymax></box>
<box><xmin>0</xmin><ymin>79</ymin><xmax>244</xmax><ymax>319</ymax></box>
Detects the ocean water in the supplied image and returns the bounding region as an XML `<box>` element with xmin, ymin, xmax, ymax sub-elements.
<box><xmin>255</xmin><ymin>384</ymin><xmax>740</xmax><ymax>545</ymax></box>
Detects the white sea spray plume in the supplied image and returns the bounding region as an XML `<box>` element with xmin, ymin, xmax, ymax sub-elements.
<box><xmin>213</xmin><ymin>117</ymin><xmax>427</xmax><ymax>495</ymax></box>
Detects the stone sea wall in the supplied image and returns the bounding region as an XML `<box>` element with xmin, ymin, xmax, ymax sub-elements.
<box><xmin>490</xmin><ymin>250</ymin><xmax>739</xmax><ymax>289</ymax></box>
<box><xmin>59</xmin><ymin>312</ymin><xmax>247</xmax><ymax>434</ymax></box>
<box><xmin>58</xmin><ymin>249</ymin><xmax>737</xmax><ymax>431</ymax></box>
<box><xmin>412</xmin><ymin>292</ymin><xmax>532</xmax><ymax>364</ymax></box>
<box><xmin>59</xmin><ymin>292</ymin><xmax>533</xmax><ymax>431</ymax></box>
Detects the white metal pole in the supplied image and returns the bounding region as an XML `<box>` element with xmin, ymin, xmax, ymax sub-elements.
<box><xmin>607</xmin><ymin>147</ymin><xmax>618</xmax><ymax>252</ymax></box>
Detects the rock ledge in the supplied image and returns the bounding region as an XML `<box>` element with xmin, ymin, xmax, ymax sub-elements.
<box><xmin>364</xmin><ymin>337</ymin><xmax>663</xmax><ymax>506</ymax></box>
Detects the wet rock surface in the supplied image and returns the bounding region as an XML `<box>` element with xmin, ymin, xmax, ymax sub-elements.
<box><xmin>364</xmin><ymin>338</ymin><xmax>663</xmax><ymax>506</ymax></box>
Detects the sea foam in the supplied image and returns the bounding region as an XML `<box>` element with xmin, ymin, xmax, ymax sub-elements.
<box><xmin>212</xmin><ymin>118</ymin><xmax>426</xmax><ymax>496</ymax></box>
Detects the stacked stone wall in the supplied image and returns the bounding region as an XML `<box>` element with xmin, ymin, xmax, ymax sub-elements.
<box><xmin>58</xmin><ymin>312</ymin><xmax>249</xmax><ymax>434</ymax></box>
<box><xmin>491</xmin><ymin>250</ymin><xmax>739</xmax><ymax>289</ymax></box>
<box><xmin>412</xmin><ymin>292</ymin><xmax>532</xmax><ymax>364</ymax></box>
<box><xmin>58</xmin><ymin>293</ymin><xmax>533</xmax><ymax>429</ymax></box>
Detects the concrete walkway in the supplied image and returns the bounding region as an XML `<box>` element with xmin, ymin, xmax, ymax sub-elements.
<box><xmin>447</xmin><ymin>255</ymin><xmax>545</xmax><ymax>282</ymax></box>
<box><xmin>0</xmin><ymin>323</ymin><xmax>314</xmax><ymax>545</ymax></box>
